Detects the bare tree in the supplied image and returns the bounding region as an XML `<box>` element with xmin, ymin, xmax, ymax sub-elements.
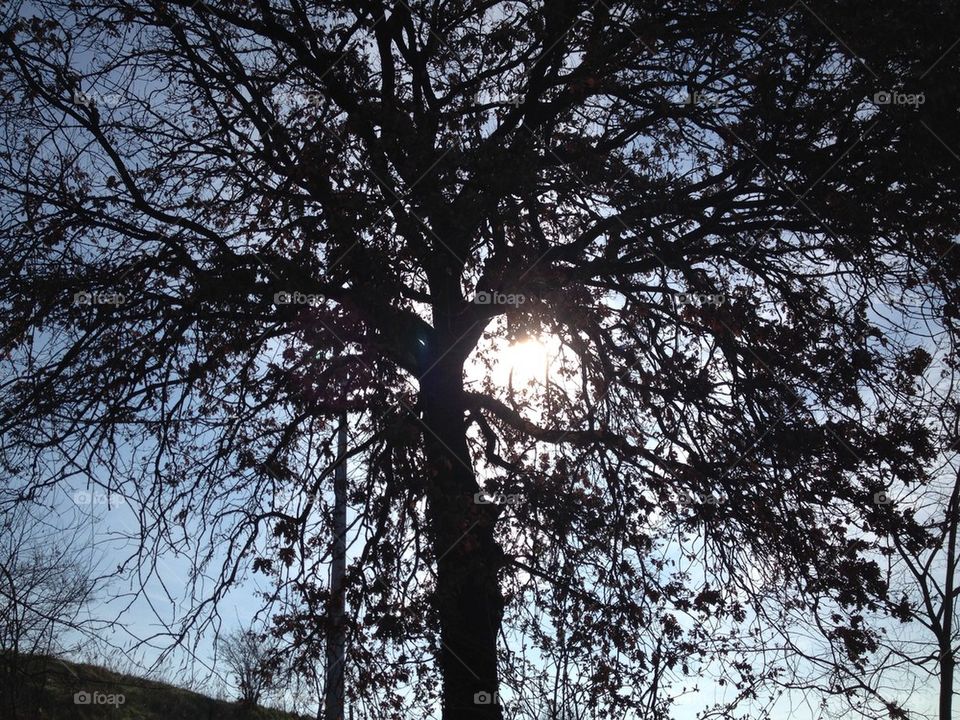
<box><xmin>882</xmin><ymin>353</ymin><xmax>960</xmax><ymax>720</ymax></box>
<box><xmin>898</xmin><ymin>464</ymin><xmax>960</xmax><ymax>720</ymax></box>
<box><xmin>0</xmin><ymin>503</ymin><xmax>96</xmax><ymax>718</ymax></box>
<box><xmin>735</xmin><ymin>300</ymin><xmax>960</xmax><ymax>720</ymax></box>
<box><xmin>220</xmin><ymin>628</ymin><xmax>279</xmax><ymax>708</ymax></box>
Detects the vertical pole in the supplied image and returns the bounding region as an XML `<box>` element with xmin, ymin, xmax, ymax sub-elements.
<box><xmin>324</xmin><ymin>413</ymin><xmax>347</xmax><ymax>720</ymax></box>
<box><xmin>938</xmin><ymin>466</ymin><xmax>959</xmax><ymax>720</ymax></box>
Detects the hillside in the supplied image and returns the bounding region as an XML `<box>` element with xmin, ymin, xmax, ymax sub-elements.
<box><xmin>2</xmin><ymin>655</ymin><xmax>310</xmax><ymax>720</ymax></box>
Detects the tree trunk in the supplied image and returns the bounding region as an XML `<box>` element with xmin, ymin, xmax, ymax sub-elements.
<box><xmin>940</xmin><ymin>650</ymin><xmax>955</xmax><ymax>720</ymax></box>
<box><xmin>323</xmin><ymin>413</ymin><xmax>348</xmax><ymax>720</ymax></box>
<box><xmin>420</xmin><ymin>357</ymin><xmax>505</xmax><ymax>720</ymax></box>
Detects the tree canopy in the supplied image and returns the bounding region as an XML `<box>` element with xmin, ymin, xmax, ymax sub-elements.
<box><xmin>2</xmin><ymin>1</ymin><xmax>959</xmax><ymax>717</ymax></box>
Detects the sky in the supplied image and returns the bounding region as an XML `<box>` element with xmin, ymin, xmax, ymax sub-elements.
<box><xmin>3</xmin><ymin>1</ymin><xmax>954</xmax><ymax>717</ymax></box>
<box><xmin>34</xmin><ymin>328</ymin><xmax>945</xmax><ymax>719</ymax></box>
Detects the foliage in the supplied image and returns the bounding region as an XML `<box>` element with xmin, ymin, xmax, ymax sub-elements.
<box><xmin>2</xmin><ymin>1</ymin><xmax>959</xmax><ymax>717</ymax></box>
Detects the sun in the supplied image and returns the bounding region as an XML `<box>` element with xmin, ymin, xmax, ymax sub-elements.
<box><xmin>465</xmin><ymin>329</ymin><xmax>568</xmax><ymax>397</ymax></box>
<box><xmin>494</xmin><ymin>337</ymin><xmax>550</xmax><ymax>388</ymax></box>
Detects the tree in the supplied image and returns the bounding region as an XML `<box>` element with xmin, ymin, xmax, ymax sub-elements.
<box><xmin>893</xmin><ymin>464</ymin><xmax>960</xmax><ymax>720</ymax></box>
<box><xmin>220</xmin><ymin>629</ymin><xmax>278</xmax><ymax>708</ymax></box>
<box><xmin>727</xmin><ymin>293</ymin><xmax>960</xmax><ymax>720</ymax></box>
<box><xmin>2</xmin><ymin>1</ymin><xmax>960</xmax><ymax>718</ymax></box>
<box><xmin>876</xmin><ymin>325</ymin><xmax>960</xmax><ymax>720</ymax></box>
<box><xmin>0</xmin><ymin>503</ymin><xmax>95</xmax><ymax>718</ymax></box>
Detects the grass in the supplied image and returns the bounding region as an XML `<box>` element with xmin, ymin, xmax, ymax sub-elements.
<box><xmin>1</xmin><ymin>654</ymin><xmax>310</xmax><ymax>720</ymax></box>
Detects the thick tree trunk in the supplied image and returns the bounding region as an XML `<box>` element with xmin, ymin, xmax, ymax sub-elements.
<box><xmin>420</xmin><ymin>357</ymin><xmax>505</xmax><ymax>720</ymax></box>
<box><xmin>939</xmin><ymin>650</ymin><xmax>954</xmax><ymax>720</ymax></box>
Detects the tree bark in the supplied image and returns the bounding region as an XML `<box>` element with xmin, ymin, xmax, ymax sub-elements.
<box><xmin>420</xmin><ymin>356</ymin><xmax>505</xmax><ymax>720</ymax></box>
<box><xmin>940</xmin><ymin>650</ymin><xmax>955</xmax><ymax>720</ymax></box>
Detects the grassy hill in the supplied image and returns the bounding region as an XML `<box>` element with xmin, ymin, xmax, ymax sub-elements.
<box><xmin>2</xmin><ymin>655</ymin><xmax>310</xmax><ymax>720</ymax></box>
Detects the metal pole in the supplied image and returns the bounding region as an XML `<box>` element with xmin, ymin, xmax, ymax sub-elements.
<box><xmin>323</xmin><ymin>412</ymin><xmax>347</xmax><ymax>720</ymax></box>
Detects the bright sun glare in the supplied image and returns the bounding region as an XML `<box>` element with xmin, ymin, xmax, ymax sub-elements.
<box><xmin>496</xmin><ymin>338</ymin><xmax>549</xmax><ymax>387</ymax></box>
